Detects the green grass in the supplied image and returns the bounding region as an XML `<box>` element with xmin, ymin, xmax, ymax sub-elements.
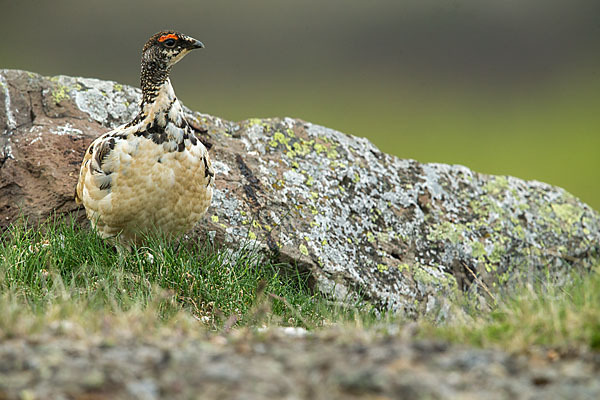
<box><xmin>0</xmin><ymin>218</ymin><xmax>372</xmax><ymax>339</ymax></box>
<box><xmin>423</xmin><ymin>268</ymin><xmax>600</xmax><ymax>352</ymax></box>
<box><xmin>1</xmin><ymin>218</ymin><xmax>599</xmax><ymax>354</ymax></box>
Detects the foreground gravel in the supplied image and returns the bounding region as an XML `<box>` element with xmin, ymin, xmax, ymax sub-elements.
<box><xmin>1</xmin><ymin>327</ymin><xmax>599</xmax><ymax>400</ymax></box>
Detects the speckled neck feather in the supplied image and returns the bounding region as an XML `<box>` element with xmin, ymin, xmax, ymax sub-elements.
<box><xmin>140</xmin><ymin>60</ymin><xmax>170</xmax><ymax>106</ymax></box>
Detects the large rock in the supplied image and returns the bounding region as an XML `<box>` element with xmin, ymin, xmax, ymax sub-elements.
<box><xmin>1</xmin><ymin>69</ymin><xmax>599</xmax><ymax>315</ymax></box>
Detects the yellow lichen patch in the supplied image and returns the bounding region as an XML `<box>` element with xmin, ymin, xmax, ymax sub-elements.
<box><xmin>377</xmin><ymin>232</ymin><xmax>389</xmax><ymax>242</ymax></box>
<box><xmin>326</xmin><ymin>148</ymin><xmax>339</xmax><ymax>160</ymax></box>
<box><xmin>299</xmin><ymin>244</ymin><xmax>309</xmax><ymax>256</ymax></box>
<box><xmin>211</xmin><ymin>215</ymin><xmax>219</xmax><ymax>223</ymax></box>
<box><xmin>551</xmin><ymin>203</ymin><xmax>583</xmax><ymax>226</ymax></box>
<box><xmin>247</xmin><ymin>118</ymin><xmax>262</xmax><ymax>126</ymax></box>
<box><xmin>398</xmin><ymin>263</ymin><xmax>411</xmax><ymax>272</ymax></box>
<box><xmin>427</xmin><ymin>221</ymin><xmax>466</xmax><ymax>244</ymax></box>
<box><xmin>314</xmin><ymin>142</ymin><xmax>327</xmax><ymax>154</ymax></box>
<box><xmin>377</xmin><ymin>264</ymin><xmax>388</xmax><ymax>272</ymax></box>
<box><xmin>292</xmin><ymin>140</ymin><xmax>313</xmax><ymax>156</ymax></box>
<box><xmin>471</xmin><ymin>241</ymin><xmax>486</xmax><ymax>258</ymax></box>
<box><xmin>483</xmin><ymin>175</ymin><xmax>510</xmax><ymax>196</ymax></box>
<box><xmin>366</xmin><ymin>231</ymin><xmax>376</xmax><ymax>243</ymax></box>
<box><xmin>273</xmin><ymin>131</ymin><xmax>289</xmax><ymax>146</ymax></box>
<box><xmin>272</xmin><ymin>180</ymin><xmax>285</xmax><ymax>190</ymax></box>
<box><xmin>248</xmin><ymin>231</ymin><xmax>257</xmax><ymax>240</ymax></box>
<box><xmin>51</xmin><ymin>85</ymin><xmax>70</xmax><ymax>104</ymax></box>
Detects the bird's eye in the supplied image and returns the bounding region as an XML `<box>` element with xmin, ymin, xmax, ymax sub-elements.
<box><xmin>163</xmin><ymin>38</ymin><xmax>176</xmax><ymax>47</ymax></box>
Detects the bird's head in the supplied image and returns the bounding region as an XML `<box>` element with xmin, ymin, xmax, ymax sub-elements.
<box><xmin>142</xmin><ymin>30</ymin><xmax>204</xmax><ymax>69</ymax></box>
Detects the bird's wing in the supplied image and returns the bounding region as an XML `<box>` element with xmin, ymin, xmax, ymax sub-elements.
<box><xmin>75</xmin><ymin>130</ymin><xmax>125</xmax><ymax>205</ymax></box>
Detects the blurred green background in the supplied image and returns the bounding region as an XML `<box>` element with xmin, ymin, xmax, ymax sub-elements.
<box><xmin>1</xmin><ymin>0</ymin><xmax>598</xmax><ymax>210</ymax></box>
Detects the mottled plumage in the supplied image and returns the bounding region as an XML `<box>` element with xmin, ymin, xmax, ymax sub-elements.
<box><xmin>76</xmin><ymin>31</ymin><xmax>214</xmax><ymax>246</ymax></box>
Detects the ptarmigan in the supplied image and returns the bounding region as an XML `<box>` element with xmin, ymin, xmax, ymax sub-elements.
<box><xmin>75</xmin><ymin>30</ymin><xmax>215</xmax><ymax>247</ymax></box>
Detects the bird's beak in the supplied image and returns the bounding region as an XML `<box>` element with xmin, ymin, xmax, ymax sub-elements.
<box><xmin>190</xmin><ymin>39</ymin><xmax>204</xmax><ymax>49</ymax></box>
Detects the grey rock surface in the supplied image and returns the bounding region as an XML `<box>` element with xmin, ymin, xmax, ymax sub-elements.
<box><xmin>1</xmin><ymin>69</ymin><xmax>599</xmax><ymax>314</ymax></box>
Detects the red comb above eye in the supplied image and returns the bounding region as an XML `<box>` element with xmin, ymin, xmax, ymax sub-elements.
<box><xmin>158</xmin><ymin>33</ymin><xmax>179</xmax><ymax>42</ymax></box>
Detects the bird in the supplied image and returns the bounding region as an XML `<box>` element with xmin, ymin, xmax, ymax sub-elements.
<box><xmin>75</xmin><ymin>30</ymin><xmax>215</xmax><ymax>248</ymax></box>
